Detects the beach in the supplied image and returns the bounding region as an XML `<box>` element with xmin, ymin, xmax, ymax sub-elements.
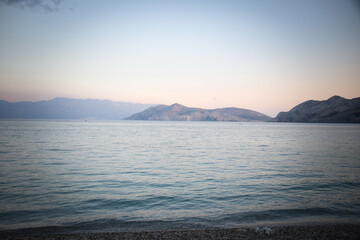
<box><xmin>1</xmin><ymin>224</ymin><xmax>360</xmax><ymax>240</ymax></box>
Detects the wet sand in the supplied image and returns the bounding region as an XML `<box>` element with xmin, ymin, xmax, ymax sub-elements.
<box><xmin>1</xmin><ymin>223</ymin><xmax>360</xmax><ymax>240</ymax></box>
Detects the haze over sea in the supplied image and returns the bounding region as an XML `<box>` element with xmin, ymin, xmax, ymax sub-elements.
<box><xmin>0</xmin><ymin>120</ymin><xmax>360</xmax><ymax>233</ymax></box>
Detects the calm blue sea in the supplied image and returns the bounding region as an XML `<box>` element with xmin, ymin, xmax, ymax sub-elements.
<box><xmin>0</xmin><ymin>120</ymin><xmax>360</xmax><ymax>232</ymax></box>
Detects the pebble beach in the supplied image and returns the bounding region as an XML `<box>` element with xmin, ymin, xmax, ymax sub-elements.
<box><xmin>1</xmin><ymin>224</ymin><xmax>360</xmax><ymax>240</ymax></box>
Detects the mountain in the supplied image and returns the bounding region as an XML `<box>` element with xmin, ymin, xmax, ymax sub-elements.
<box><xmin>0</xmin><ymin>98</ymin><xmax>152</xmax><ymax>120</ymax></box>
<box><xmin>271</xmin><ymin>96</ymin><xmax>360</xmax><ymax>123</ymax></box>
<box><xmin>126</xmin><ymin>103</ymin><xmax>271</xmax><ymax>122</ymax></box>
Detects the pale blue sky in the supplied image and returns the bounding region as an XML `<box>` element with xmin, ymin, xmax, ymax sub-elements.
<box><xmin>0</xmin><ymin>0</ymin><xmax>359</xmax><ymax>116</ymax></box>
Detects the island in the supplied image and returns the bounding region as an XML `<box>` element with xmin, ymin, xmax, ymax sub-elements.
<box><xmin>271</xmin><ymin>95</ymin><xmax>360</xmax><ymax>123</ymax></box>
<box><xmin>126</xmin><ymin>103</ymin><xmax>271</xmax><ymax>122</ymax></box>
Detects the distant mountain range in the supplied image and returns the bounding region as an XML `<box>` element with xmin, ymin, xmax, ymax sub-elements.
<box><xmin>271</xmin><ymin>96</ymin><xmax>360</xmax><ymax>123</ymax></box>
<box><xmin>126</xmin><ymin>103</ymin><xmax>271</xmax><ymax>122</ymax></box>
<box><xmin>1</xmin><ymin>96</ymin><xmax>359</xmax><ymax>123</ymax></box>
<box><xmin>0</xmin><ymin>98</ymin><xmax>152</xmax><ymax>120</ymax></box>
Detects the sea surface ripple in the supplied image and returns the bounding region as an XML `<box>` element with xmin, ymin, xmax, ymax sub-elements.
<box><xmin>0</xmin><ymin>120</ymin><xmax>360</xmax><ymax>232</ymax></box>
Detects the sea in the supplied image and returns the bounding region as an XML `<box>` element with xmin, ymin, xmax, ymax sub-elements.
<box><xmin>0</xmin><ymin>120</ymin><xmax>360</xmax><ymax>233</ymax></box>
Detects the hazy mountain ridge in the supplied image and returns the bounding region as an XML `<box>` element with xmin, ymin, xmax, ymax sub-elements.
<box><xmin>0</xmin><ymin>98</ymin><xmax>152</xmax><ymax>120</ymax></box>
<box><xmin>271</xmin><ymin>96</ymin><xmax>360</xmax><ymax>123</ymax></box>
<box><xmin>126</xmin><ymin>103</ymin><xmax>271</xmax><ymax>122</ymax></box>
<box><xmin>3</xmin><ymin>96</ymin><xmax>358</xmax><ymax>122</ymax></box>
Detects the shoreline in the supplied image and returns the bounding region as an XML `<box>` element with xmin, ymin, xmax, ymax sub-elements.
<box><xmin>1</xmin><ymin>223</ymin><xmax>360</xmax><ymax>240</ymax></box>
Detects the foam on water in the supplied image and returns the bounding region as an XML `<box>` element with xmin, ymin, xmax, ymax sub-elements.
<box><xmin>0</xmin><ymin>120</ymin><xmax>360</xmax><ymax>232</ymax></box>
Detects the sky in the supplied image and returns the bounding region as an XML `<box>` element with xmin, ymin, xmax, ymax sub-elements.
<box><xmin>0</xmin><ymin>0</ymin><xmax>359</xmax><ymax>117</ymax></box>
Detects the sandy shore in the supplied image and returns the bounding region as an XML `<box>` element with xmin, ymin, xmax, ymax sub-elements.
<box><xmin>1</xmin><ymin>224</ymin><xmax>360</xmax><ymax>239</ymax></box>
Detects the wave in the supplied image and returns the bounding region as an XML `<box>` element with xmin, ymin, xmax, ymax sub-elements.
<box><xmin>2</xmin><ymin>207</ymin><xmax>360</xmax><ymax>233</ymax></box>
